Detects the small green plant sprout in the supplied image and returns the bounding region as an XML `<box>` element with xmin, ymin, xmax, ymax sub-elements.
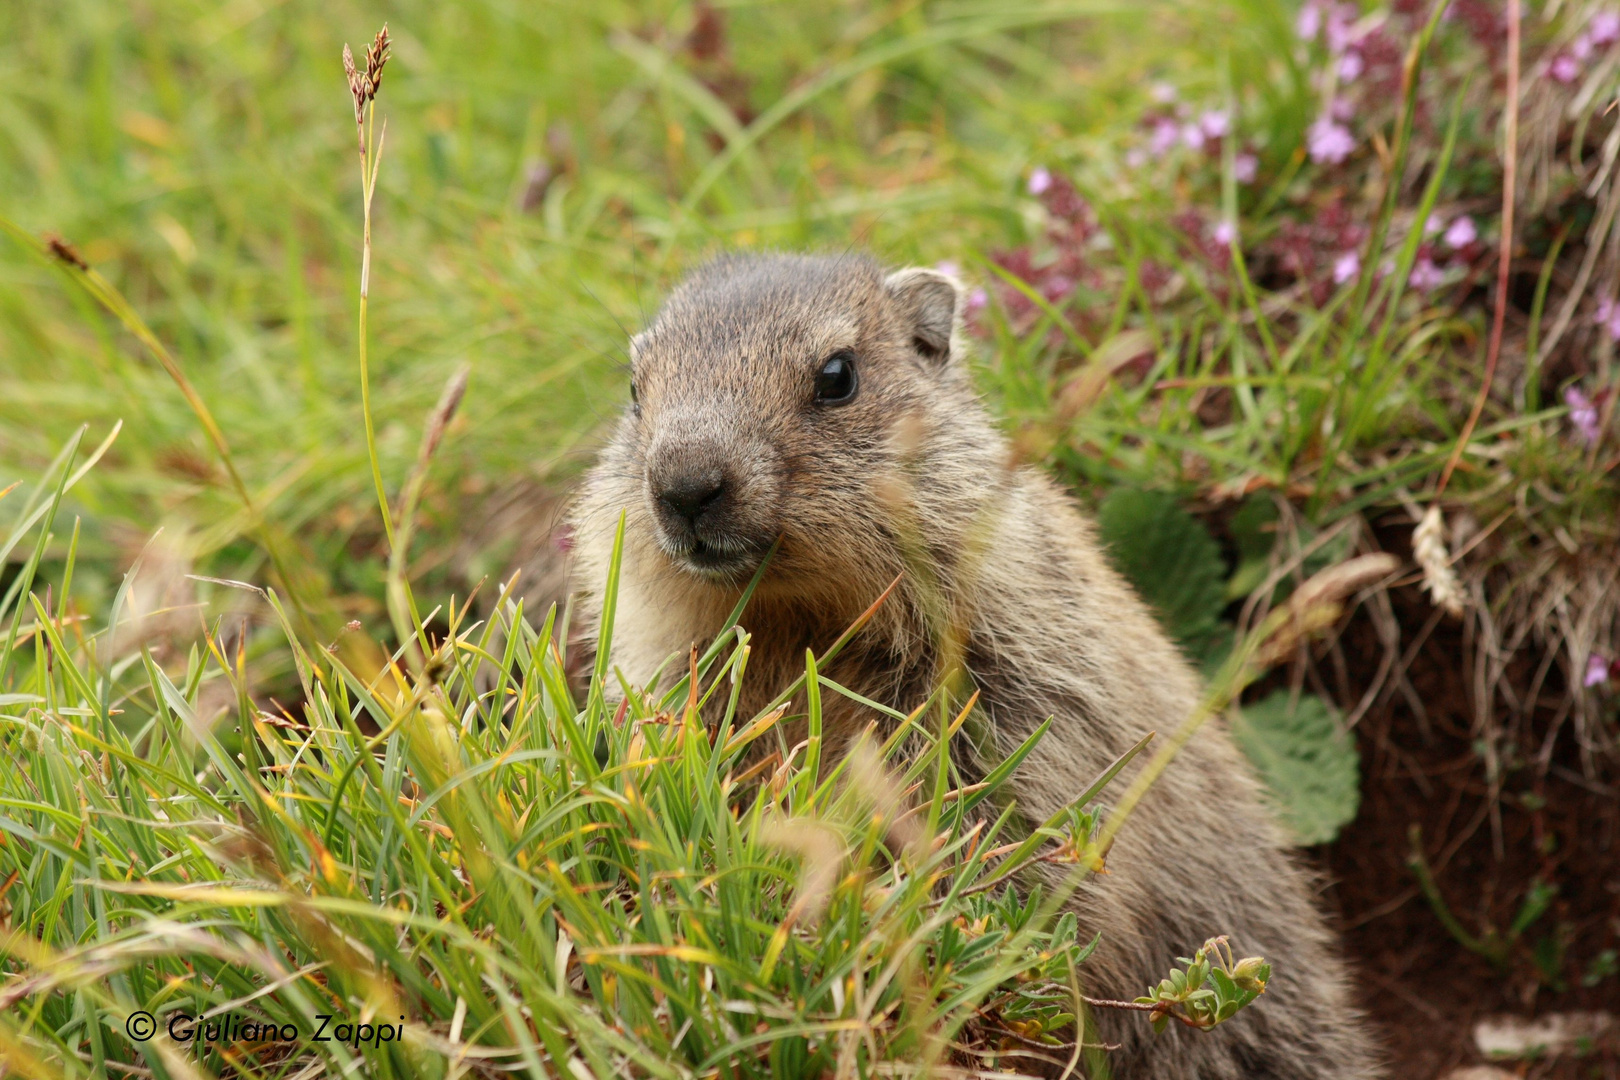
<box><xmin>1123</xmin><ymin>936</ymin><xmax>1270</xmax><ymax>1034</ymax></box>
<box><xmin>1031</xmin><ymin>804</ymin><xmax>1101</xmax><ymax>867</ymax></box>
<box><xmin>1583</xmin><ymin>948</ymin><xmax>1619</xmax><ymax>988</ymax></box>
<box><xmin>1408</xmin><ymin>824</ymin><xmax>1559</xmax><ymax>971</ymax></box>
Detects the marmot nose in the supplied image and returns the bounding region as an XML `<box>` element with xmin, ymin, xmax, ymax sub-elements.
<box><xmin>656</xmin><ymin>469</ymin><xmax>726</xmax><ymax>526</ymax></box>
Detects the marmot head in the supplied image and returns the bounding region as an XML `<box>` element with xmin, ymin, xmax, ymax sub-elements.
<box><xmin>584</xmin><ymin>252</ymin><xmax>984</xmax><ymax>595</ymax></box>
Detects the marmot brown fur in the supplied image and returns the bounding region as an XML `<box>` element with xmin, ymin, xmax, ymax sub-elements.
<box><xmin>569</xmin><ymin>252</ymin><xmax>1382</xmax><ymax>1079</ymax></box>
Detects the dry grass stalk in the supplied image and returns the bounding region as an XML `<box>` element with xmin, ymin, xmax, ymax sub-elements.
<box><xmin>1436</xmin><ymin>0</ymin><xmax>1519</xmax><ymax>496</ymax></box>
<box><xmin>1256</xmin><ymin>552</ymin><xmax>1402</xmax><ymax>669</ymax></box>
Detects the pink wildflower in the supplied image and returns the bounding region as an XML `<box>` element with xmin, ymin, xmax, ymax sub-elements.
<box><xmin>966</xmin><ymin>287</ymin><xmax>988</xmax><ymax>315</ymax></box>
<box><xmin>1330</xmin><ymin>96</ymin><xmax>1356</xmax><ymax>121</ymax></box>
<box><xmin>1151</xmin><ymin>82</ymin><xmax>1178</xmax><ymax>103</ymax></box>
<box><xmin>1338</xmin><ymin>50</ymin><xmax>1364</xmax><ymax>80</ymax></box>
<box><xmin>1325</xmin><ymin>3</ymin><xmax>1359</xmax><ymax>53</ymax></box>
<box><xmin>1181</xmin><ymin>123</ymin><xmax>1207</xmax><ymax>150</ymax></box>
<box><xmin>1572</xmin><ymin>33</ymin><xmax>1594</xmax><ymax>61</ymax></box>
<box><xmin>1149</xmin><ymin>117</ymin><xmax>1180</xmax><ymax>156</ymax></box>
<box><xmin>1307</xmin><ymin>117</ymin><xmax>1355</xmax><ymax>164</ymax></box>
<box><xmin>1028</xmin><ymin>166</ymin><xmax>1053</xmax><ymax>195</ymax></box>
<box><xmin>1297</xmin><ymin>1</ymin><xmax>1322</xmax><ymax>41</ymax></box>
<box><xmin>1585</xmin><ymin>654</ymin><xmax>1611</xmax><ymax>687</ymax></box>
<box><xmin>1443</xmin><ymin>216</ymin><xmax>1477</xmax><ymax>248</ymax></box>
<box><xmin>1200</xmin><ymin>110</ymin><xmax>1231</xmax><ymax>139</ymax></box>
<box><xmin>1332</xmin><ymin>250</ymin><xmax>1361</xmax><ymax>284</ymax></box>
<box><xmin>1591</xmin><ymin>11</ymin><xmax>1620</xmax><ymax>45</ymax></box>
<box><xmin>1550</xmin><ymin>53</ymin><xmax>1580</xmax><ymax>83</ymax></box>
<box><xmin>1234</xmin><ymin>152</ymin><xmax>1259</xmax><ymax>183</ymax></box>
<box><xmin>934</xmin><ymin>259</ymin><xmax>961</xmax><ymax>278</ymax></box>
<box><xmin>1565</xmin><ymin>386</ymin><xmax>1601</xmax><ymax>444</ymax></box>
<box><xmin>1596</xmin><ymin>296</ymin><xmax>1620</xmax><ymax>340</ymax></box>
<box><xmin>1213</xmin><ymin>219</ymin><xmax>1238</xmax><ymax>246</ymax></box>
<box><xmin>1408</xmin><ymin>257</ymin><xmax>1445</xmax><ymax>292</ymax></box>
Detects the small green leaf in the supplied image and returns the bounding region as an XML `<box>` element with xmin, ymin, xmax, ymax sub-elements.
<box><xmin>1226</xmin><ymin>495</ymin><xmax>1279</xmax><ymax>600</ymax></box>
<box><xmin>1231</xmin><ymin>691</ymin><xmax>1360</xmax><ymax>845</ymax></box>
<box><xmin>1509</xmin><ymin>878</ymin><xmax>1558</xmax><ymax>938</ymax></box>
<box><xmin>1096</xmin><ymin>488</ymin><xmax>1228</xmax><ymax>660</ymax></box>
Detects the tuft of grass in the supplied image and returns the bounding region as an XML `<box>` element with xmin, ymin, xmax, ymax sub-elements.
<box><xmin>0</xmin><ymin>442</ymin><xmax>1134</xmax><ymax>1077</ymax></box>
<box><xmin>0</xmin><ymin>423</ymin><xmax>1385</xmax><ymax>1076</ymax></box>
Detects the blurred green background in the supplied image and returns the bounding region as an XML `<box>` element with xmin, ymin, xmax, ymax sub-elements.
<box><xmin>0</xmin><ymin>0</ymin><xmax>1307</xmax><ymax>623</ymax></box>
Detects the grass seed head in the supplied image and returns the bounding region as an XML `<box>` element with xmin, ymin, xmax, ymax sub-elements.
<box><xmin>342</xmin><ymin>45</ymin><xmax>363</xmax><ymax>125</ymax></box>
<box><xmin>342</xmin><ymin>25</ymin><xmax>391</xmax><ymax>127</ymax></box>
<box><xmin>1413</xmin><ymin>506</ymin><xmax>1466</xmax><ymax>617</ymax></box>
<box><xmin>364</xmin><ymin>26</ymin><xmax>391</xmax><ymax>97</ymax></box>
<box><xmin>421</xmin><ymin>365</ymin><xmax>469</xmax><ymax>463</ymax></box>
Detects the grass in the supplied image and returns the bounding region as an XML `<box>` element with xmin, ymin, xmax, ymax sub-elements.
<box><xmin>6</xmin><ymin>1</ymin><xmax>1610</xmax><ymax>630</ymax></box>
<box><xmin>0</xmin><ymin>483</ymin><xmax>1064</xmax><ymax>1077</ymax></box>
<box><xmin>1</xmin><ymin>0</ymin><xmax>1619</xmax><ymax>1072</ymax></box>
<box><xmin>0</xmin><ymin>431</ymin><xmax>1340</xmax><ymax>1077</ymax></box>
<box><xmin>0</xmin><ymin>0</ymin><xmax>1138</xmax><ymax>620</ymax></box>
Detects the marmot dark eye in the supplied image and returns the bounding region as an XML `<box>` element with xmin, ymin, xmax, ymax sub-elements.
<box><xmin>814</xmin><ymin>351</ymin><xmax>858</xmax><ymax>405</ymax></box>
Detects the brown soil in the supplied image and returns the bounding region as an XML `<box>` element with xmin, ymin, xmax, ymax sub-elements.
<box><xmin>1318</xmin><ymin>585</ymin><xmax>1620</xmax><ymax>1080</ymax></box>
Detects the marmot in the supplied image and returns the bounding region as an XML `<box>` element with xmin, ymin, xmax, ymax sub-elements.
<box><xmin>569</xmin><ymin>252</ymin><xmax>1381</xmax><ymax>1079</ymax></box>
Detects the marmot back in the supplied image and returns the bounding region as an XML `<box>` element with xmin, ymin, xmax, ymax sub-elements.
<box><xmin>570</xmin><ymin>252</ymin><xmax>1382</xmax><ymax>1079</ymax></box>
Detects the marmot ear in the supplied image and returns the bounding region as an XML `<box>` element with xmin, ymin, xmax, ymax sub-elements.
<box><xmin>884</xmin><ymin>267</ymin><xmax>962</xmax><ymax>367</ymax></box>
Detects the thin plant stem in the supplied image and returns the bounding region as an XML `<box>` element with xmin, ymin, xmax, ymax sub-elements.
<box><xmin>1437</xmin><ymin>0</ymin><xmax>1518</xmax><ymax>496</ymax></box>
<box><xmin>387</xmin><ymin>365</ymin><xmax>470</xmax><ymax>663</ymax></box>
<box><xmin>358</xmin><ymin>103</ymin><xmax>396</xmax><ymax>551</ymax></box>
<box><xmin>0</xmin><ymin>218</ymin><xmax>318</xmax><ymax>633</ymax></box>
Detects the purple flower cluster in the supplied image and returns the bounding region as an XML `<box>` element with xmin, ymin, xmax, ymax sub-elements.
<box><xmin>1307</xmin><ymin>117</ymin><xmax>1356</xmax><ymax>166</ymax></box>
<box><xmin>1407</xmin><ymin>257</ymin><xmax>1446</xmax><ymax>292</ymax></box>
<box><xmin>1565</xmin><ymin>386</ymin><xmax>1602</xmax><ymax>445</ymax></box>
<box><xmin>1297</xmin><ymin>1</ymin><xmax>1406</xmax><ymax>165</ymax></box>
<box><xmin>992</xmin><ymin>169</ymin><xmax>1105</xmax><ymax>330</ymax></box>
<box><xmin>1403</xmin><ymin>214</ymin><xmax>1481</xmax><ymax>294</ymax></box>
<box><xmin>1547</xmin><ymin>9</ymin><xmax>1620</xmax><ymax>84</ymax></box>
<box><xmin>1299</xmin><ymin>2</ymin><xmax>1364</xmax><ymax>163</ymax></box>
<box><xmin>995</xmin><ymin>0</ymin><xmax>1612</xmax><ymax>396</ymax></box>
<box><xmin>1267</xmin><ymin>201</ymin><xmax>1367</xmax><ymax>304</ymax></box>
<box><xmin>1594</xmin><ymin>296</ymin><xmax>1620</xmax><ymax>341</ymax></box>
<box><xmin>1129</xmin><ymin>84</ymin><xmax>1260</xmax><ymax>184</ymax></box>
